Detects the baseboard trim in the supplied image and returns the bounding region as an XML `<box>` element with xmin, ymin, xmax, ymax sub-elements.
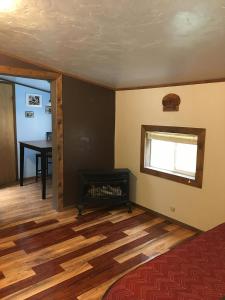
<box><xmin>133</xmin><ymin>203</ymin><xmax>203</xmax><ymax>234</ymax></box>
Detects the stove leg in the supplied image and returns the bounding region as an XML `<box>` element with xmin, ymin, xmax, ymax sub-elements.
<box><xmin>77</xmin><ymin>204</ymin><xmax>84</xmax><ymax>216</ymax></box>
<box><xmin>126</xmin><ymin>201</ymin><xmax>132</xmax><ymax>213</ymax></box>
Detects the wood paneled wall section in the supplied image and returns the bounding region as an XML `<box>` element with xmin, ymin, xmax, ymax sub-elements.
<box><xmin>62</xmin><ymin>75</ymin><xmax>115</xmax><ymax>207</ymax></box>
<box><xmin>0</xmin><ymin>82</ymin><xmax>17</xmax><ymax>186</ymax></box>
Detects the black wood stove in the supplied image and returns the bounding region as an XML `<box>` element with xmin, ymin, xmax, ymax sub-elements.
<box><xmin>77</xmin><ymin>169</ymin><xmax>131</xmax><ymax>215</ymax></box>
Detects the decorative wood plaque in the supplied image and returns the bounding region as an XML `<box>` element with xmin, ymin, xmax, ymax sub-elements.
<box><xmin>162</xmin><ymin>93</ymin><xmax>181</xmax><ymax>111</ymax></box>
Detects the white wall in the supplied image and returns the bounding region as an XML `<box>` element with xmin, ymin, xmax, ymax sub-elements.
<box><xmin>115</xmin><ymin>82</ymin><xmax>225</xmax><ymax>231</ymax></box>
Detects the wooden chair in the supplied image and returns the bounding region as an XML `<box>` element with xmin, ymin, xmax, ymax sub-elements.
<box><xmin>35</xmin><ymin>132</ymin><xmax>52</xmax><ymax>181</ymax></box>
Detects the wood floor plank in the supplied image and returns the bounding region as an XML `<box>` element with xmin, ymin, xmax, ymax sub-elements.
<box><xmin>77</xmin><ymin>276</ymin><xmax>123</xmax><ymax>300</ymax></box>
<box><xmin>0</xmin><ymin>181</ymin><xmax>53</xmax><ymax>227</ymax></box>
<box><xmin>77</xmin><ymin>254</ymin><xmax>158</xmax><ymax>300</ymax></box>
<box><xmin>115</xmin><ymin>228</ymin><xmax>195</xmax><ymax>264</ymax></box>
<box><xmin>60</xmin><ymin>231</ymin><xmax>148</xmax><ymax>271</ymax></box>
<box><xmin>123</xmin><ymin>217</ymin><xmax>165</xmax><ymax>235</ymax></box>
<box><xmin>2</xmin><ymin>262</ymin><xmax>92</xmax><ymax>300</ymax></box>
<box><xmin>142</xmin><ymin>228</ymin><xmax>195</xmax><ymax>256</ymax></box>
<box><xmin>0</xmin><ymin>245</ymin><xmax>20</xmax><ymax>258</ymax></box>
<box><xmin>75</xmin><ymin>212</ymin><xmax>158</xmax><ymax>240</ymax></box>
<box><xmin>28</xmin><ymin>254</ymin><xmax>150</xmax><ymax>300</ymax></box>
<box><xmin>0</xmin><ymin>269</ymin><xmax>36</xmax><ymax>290</ymax></box>
<box><xmin>0</xmin><ymin>242</ymin><xmax>15</xmax><ymax>251</ymax></box>
<box><xmin>0</xmin><ymin>217</ymin><xmax>77</xmax><ymax>244</ymax></box>
<box><xmin>1</xmin><ymin>235</ymin><xmax>105</xmax><ymax>273</ymax></box>
<box><xmin>89</xmin><ymin>227</ymin><xmax>167</xmax><ymax>268</ymax></box>
<box><xmin>0</xmin><ymin>209</ymin><xmax>76</xmax><ymax>230</ymax></box>
<box><xmin>73</xmin><ymin>209</ymin><xmax>144</xmax><ymax>232</ymax></box>
<box><xmin>0</xmin><ymin>182</ymin><xmax>198</xmax><ymax>300</ymax></box>
<box><xmin>0</xmin><ymin>235</ymin><xmax>107</xmax><ymax>295</ymax></box>
<box><xmin>30</xmin><ymin>231</ymin><xmax>127</xmax><ymax>278</ymax></box>
<box><xmin>0</xmin><ymin>219</ymin><xmax>59</xmax><ymax>239</ymax></box>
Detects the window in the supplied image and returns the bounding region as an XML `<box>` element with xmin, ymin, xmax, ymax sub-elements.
<box><xmin>140</xmin><ymin>125</ymin><xmax>206</xmax><ymax>188</ymax></box>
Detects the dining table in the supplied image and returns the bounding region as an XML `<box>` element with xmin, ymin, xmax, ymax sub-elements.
<box><xmin>19</xmin><ymin>140</ymin><xmax>52</xmax><ymax>199</ymax></box>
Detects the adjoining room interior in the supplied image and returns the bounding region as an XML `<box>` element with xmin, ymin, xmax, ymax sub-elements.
<box><xmin>0</xmin><ymin>75</ymin><xmax>54</xmax><ymax>224</ymax></box>
<box><xmin>0</xmin><ymin>1</ymin><xmax>225</xmax><ymax>299</ymax></box>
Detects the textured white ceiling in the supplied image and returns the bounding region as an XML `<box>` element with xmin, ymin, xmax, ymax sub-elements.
<box><xmin>0</xmin><ymin>0</ymin><xmax>225</xmax><ymax>88</ymax></box>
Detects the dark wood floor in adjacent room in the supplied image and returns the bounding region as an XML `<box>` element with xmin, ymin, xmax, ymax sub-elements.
<box><xmin>0</xmin><ymin>182</ymin><xmax>198</xmax><ymax>300</ymax></box>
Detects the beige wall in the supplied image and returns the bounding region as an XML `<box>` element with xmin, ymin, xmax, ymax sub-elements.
<box><xmin>115</xmin><ymin>82</ymin><xmax>225</xmax><ymax>231</ymax></box>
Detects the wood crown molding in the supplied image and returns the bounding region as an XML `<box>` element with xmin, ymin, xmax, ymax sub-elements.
<box><xmin>0</xmin><ymin>65</ymin><xmax>59</xmax><ymax>80</ymax></box>
<box><xmin>116</xmin><ymin>78</ymin><xmax>225</xmax><ymax>91</ymax></box>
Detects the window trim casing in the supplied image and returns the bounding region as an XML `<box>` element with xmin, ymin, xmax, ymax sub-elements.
<box><xmin>140</xmin><ymin>125</ymin><xmax>206</xmax><ymax>188</ymax></box>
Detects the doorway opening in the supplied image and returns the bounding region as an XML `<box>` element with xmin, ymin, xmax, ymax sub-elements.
<box><xmin>0</xmin><ymin>66</ymin><xmax>63</xmax><ymax>224</ymax></box>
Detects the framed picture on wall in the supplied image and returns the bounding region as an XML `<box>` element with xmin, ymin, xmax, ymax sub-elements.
<box><xmin>26</xmin><ymin>93</ymin><xmax>42</xmax><ymax>107</ymax></box>
<box><xmin>25</xmin><ymin>111</ymin><xmax>34</xmax><ymax>118</ymax></box>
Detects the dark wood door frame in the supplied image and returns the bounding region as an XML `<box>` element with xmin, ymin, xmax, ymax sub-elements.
<box><xmin>0</xmin><ymin>65</ymin><xmax>63</xmax><ymax>211</ymax></box>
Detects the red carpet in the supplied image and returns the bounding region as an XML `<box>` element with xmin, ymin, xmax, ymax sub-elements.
<box><xmin>103</xmin><ymin>223</ymin><xmax>225</xmax><ymax>300</ymax></box>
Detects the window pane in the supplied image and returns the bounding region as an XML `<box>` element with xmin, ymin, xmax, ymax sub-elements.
<box><xmin>141</xmin><ymin>125</ymin><xmax>205</xmax><ymax>187</ymax></box>
<box><xmin>175</xmin><ymin>144</ymin><xmax>197</xmax><ymax>174</ymax></box>
<box><xmin>150</xmin><ymin>139</ymin><xmax>175</xmax><ymax>171</ymax></box>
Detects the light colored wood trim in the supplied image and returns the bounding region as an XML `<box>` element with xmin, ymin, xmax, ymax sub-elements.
<box><xmin>51</xmin><ymin>76</ymin><xmax>64</xmax><ymax>211</ymax></box>
<box><xmin>0</xmin><ymin>64</ymin><xmax>63</xmax><ymax>211</ymax></box>
<box><xmin>11</xmin><ymin>83</ymin><xmax>18</xmax><ymax>181</ymax></box>
<box><xmin>0</xmin><ymin>66</ymin><xmax>59</xmax><ymax>80</ymax></box>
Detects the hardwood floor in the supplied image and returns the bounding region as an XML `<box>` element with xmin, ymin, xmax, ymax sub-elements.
<box><xmin>0</xmin><ymin>179</ymin><xmax>53</xmax><ymax>227</ymax></box>
<box><xmin>0</xmin><ymin>182</ymin><xmax>198</xmax><ymax>300</ymax></box>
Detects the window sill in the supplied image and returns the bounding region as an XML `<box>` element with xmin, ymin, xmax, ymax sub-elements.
<box><xmin>148</xmin><ymin>166</ymin><xmax>195</xmax><ymax>180</ymax></box>
<box><xmin>140</xmin><ymin>166</ymin><xmax>202</xmax><ymax>188</ymax></box>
